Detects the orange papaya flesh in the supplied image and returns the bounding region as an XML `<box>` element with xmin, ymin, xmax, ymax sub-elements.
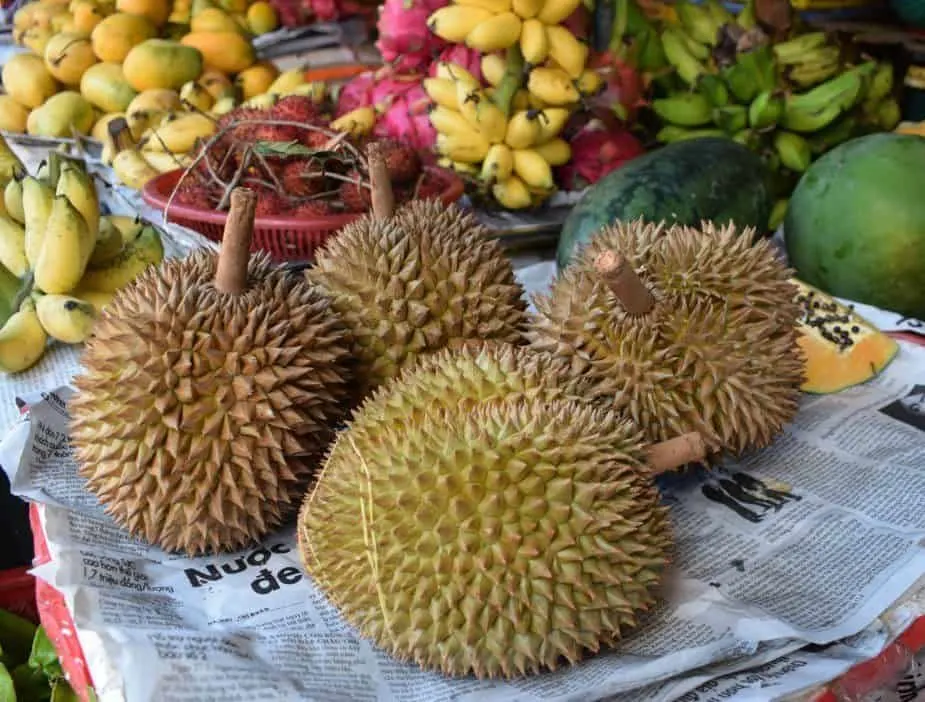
<box><xmin>794</xmin><ymin>278</ymin><xmax>899</xmax><ymax>394</ymax></box>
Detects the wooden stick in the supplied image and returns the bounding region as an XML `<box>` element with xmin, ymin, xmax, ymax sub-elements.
<box><xmin>214</xmin><ymin>188</ymin><xmax>256</xmax><ymax>295</ymax></box>
<box><xmin>367</xmin><ymin>142</ymin><xmax>394</xmax><ymax>220</ymax></box>
<box><xmin>594</xmin><ymin>250</ymin><xmax>655</xmax><ymax>315</ymax></box>
<box><xmin>646</xmin><ymin>433</ymin><xmax>707</xmax><ymax>475</ymax></box>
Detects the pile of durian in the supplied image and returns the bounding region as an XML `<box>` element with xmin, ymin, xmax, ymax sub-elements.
<box><xmin>67</xmin><ymin>143</ymin><xmax>805</xmax><ymax>679</ymax></box>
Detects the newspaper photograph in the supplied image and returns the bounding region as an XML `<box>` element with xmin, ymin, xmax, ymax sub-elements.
<box><xmin>2</xmin><ymin>259</ymin><xmax>925</xmax><ymax>701</ymax></box>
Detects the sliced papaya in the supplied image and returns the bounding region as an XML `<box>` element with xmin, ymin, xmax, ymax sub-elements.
<box><xmin>793</xmin><ymin>278</ymin><xmax>899</xmax><ymax>394</ymax></box>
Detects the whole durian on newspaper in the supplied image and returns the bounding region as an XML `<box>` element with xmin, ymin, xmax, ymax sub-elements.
<box><xmin>299</xmin><ymin>342</ymin><xmax>706</xmax><ymax>679</ymax></box>
<box><xmin>69</xmin><ymin>189</ymin><xmax>353</xmax><ymax>556</ymax></box>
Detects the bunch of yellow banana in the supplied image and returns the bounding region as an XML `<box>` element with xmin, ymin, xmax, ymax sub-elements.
<box><xmin>0</xmin><ymin>154</ymin><xmax>165</xmax><ymax>374</ymax></box>
<box><xmin>424</xmin><ymin>62</ymin><xmax>574</xmax><ymax>209</ymax></box>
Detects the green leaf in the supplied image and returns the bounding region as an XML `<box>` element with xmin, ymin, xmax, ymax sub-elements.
<box><xmin>50</xmin><ymin>679</ymin><xmax>79</xmax><ymax>702</ymax></box>
<box><xmin>11</xmin><ymin>663</ymin><xmax>50</xmax><ymax>702</ymax></box>
<box><xmin>28</xmin><ymin>628</ymin><xmax>61</xmax><ymax>679</ymax></box>
<box><xmin>0</xmin><ymin>609</ymin><xmax>38</xmax><ymax>668</ymax></box>
<box><xmin>0</xmin><ymin>662</ymin><xmax>16</xmax><ymax>702</ymax></box>
<box><xmin>252</xmin><ymin>140</ymin><xmax>315</xmax><ymax>157</ymax></box>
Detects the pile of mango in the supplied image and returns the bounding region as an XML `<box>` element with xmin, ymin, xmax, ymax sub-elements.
<box><xmin>0</xmin><ymin>0</ymin><xmax>280</xmax><ymax>140</ymax></box>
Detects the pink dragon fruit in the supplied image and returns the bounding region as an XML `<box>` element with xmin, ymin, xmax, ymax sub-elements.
<box><xmin>376</xmin><ymin>0</ymin><xmax>449</xmax><ymax>71</ymax></box>
<box><xmin>556</xmin><ymin>118</ymin><xmax>644</xmax><ymax>191</ymax></box>
<box><xmin>428</xmin><ymin>45</ymin><xmax>483</xmax><ymax>80</ymax></box>
<box><xmin>336</xmin><ymin>69</ymin><xmax>437</xmax><ymax>151</ymax></box>
<box><xmin>584</xmin><ymin>52</ymin><xmax>646</xmax><ymax>122</ymax></box>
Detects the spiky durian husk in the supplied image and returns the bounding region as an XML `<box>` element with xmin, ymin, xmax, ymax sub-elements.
<box><xmin>306</xmin><ymin>200</ymin><xmax>527</xmax><ymax>400</ymax></box>
<box><xmin>528</xmin><ymin>220</ymin><xmax>805</xmax><ymax>458</ymax></box>
<box><xmin>299</xmin><ymin>349</ymin><xmax>672</xmax><ymax>679</ymax></box>
<box><xmin>69</xmin><ymin>250</ymin><xmax>353</xmax><ymax>556</ymax></box>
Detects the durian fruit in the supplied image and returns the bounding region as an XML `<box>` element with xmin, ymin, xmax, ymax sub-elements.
<box><xmin>299</xmin><ymin>344</ymin><xmax>706</xmax><ymax>679</ymax></box>
<box><xmin>69</xmin><ymin>189</ymin><xmax>353</xmax><ymax>556</ymax></box>
<box><xmin>305</xmin><ymin>143</ymin><xmax>527</xmax><ymax>401</ymax></box>
<box><xmin>528</xmin><ymin>219</ymin><xmax>805</xmax><ymax>459</ymax></box>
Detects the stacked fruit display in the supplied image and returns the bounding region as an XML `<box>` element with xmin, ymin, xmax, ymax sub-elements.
<box><xmin>1</xmin><ymin>0</ymin><xmax>279</xmax><ymax>139</ymax></box>
<box><xmin>0</xmin><ymin>152</ymin><xmax>165</xmax><ymax>374</ymax></box>
<box><xmin>631</xmin><ymin>0</ymin><xmax>900</xmax><ymax>220</ymax></box>
<box><xmin>158</xmin><ymin>95</ymin><xmax>451</xmax><ymax>217</ymax></box>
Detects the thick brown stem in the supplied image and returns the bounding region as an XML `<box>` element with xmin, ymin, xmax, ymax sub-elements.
<box><xmin>594</xmin><ymin>250</ymin><xmax>655</xmax><ymax>315</ymax></box>
<box><xmin>214</xmin><ymin>188</ymin><xmax>256</xmax><ymax>295</ymax></box>
<box><xmin>646</xmin><ymin>433</ymin><xmax>707</xmax><ymax>475</ymax></box>
<box><xmin>367</xmin><ymin>142</ymin><xmax>394</xmax><ymax>220</ymax></box>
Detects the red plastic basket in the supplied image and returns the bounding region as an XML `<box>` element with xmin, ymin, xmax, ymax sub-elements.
<box><xmin>141</xmin><ymin>166</ymin><xmax>466</xmax><ymax>262</ymax></box>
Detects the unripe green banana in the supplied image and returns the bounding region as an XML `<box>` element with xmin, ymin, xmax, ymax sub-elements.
<box><xmin>712</xmin><ymin>104</ymin><xmax>748</xmax><ymax>134</ymax></box>
<box><xmin>656</xmin><ymin>125</ymin><xmax>725</xmax><ymax>143</ymax></box>
<box><xmin>661</xmin><ymin>28</ymin><xmax>706</xmax><ymax>85</ymax></box>
<box><xmin>865</xmin><ymin>62</ymin><xmax>894</xmax><ymax>104</ymax></box>
<box><xmin>768</xmin><ymin>198</ymin><xmax>789</xmax><ymax>231</ymax></box>
<box><xmin>876</xmin><ymin>97</ymin><xmax>901</xmax><ymax>130</ymax></box>
<box><xmin>675</xmin><ymin>0</ymin><xmax>721</xmax><ymax>46</ymax></box>
<box><xmin>674</xmin><ymin>26</ymin><xmax>711</xmax><ymax>60</ymax></box>
<box><xmin>732</xmin><ymin>128</ymin><xmax>761</xmax><ymax>150</ymax></box>
<box><xmin>788</xmin><ymin>61</ymin><xmax>840</xmax><ymax>89</ymax></box>
<box><xmin>748</xmin><ymin>90</ymin><xmax>784</xmax><ymax>129</ymax></box>
<box><xmin>698</xmin><ymin>74</ymin><xmax>729</xmax><ymax>107</ymax></box>
<box><xmin>773</xmin><ymin>131</ymin><xmax>812</xmax><ymax>172</ymax></box>
<box><xmin>781</xmin><ymin>101</ymin><xmax>844</xmax><ymax>133</ymax></box>
<box><xmin>651</xmin><ymin>92</ymin><xmax>714</xmax><ymax>127</ymax></box>
<box><xmin>808</xmin><ymin>115</ymin><xmax>857</xmax><ymax>154</ymax></box>
<box><xmin>772</xmin><ymin>32</ymin><xmax>828</xmax><ymax>64</ymax></box>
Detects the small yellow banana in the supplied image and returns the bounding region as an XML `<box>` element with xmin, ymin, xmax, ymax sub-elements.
<box><xmin>480</xmin><ymin>143</ymin><xmax>514</xmax><ymax>182</ymax></box>
<box><xmin>437</xmin><ymin>158</ymin><xmax>480</xmax><ymax>176</ymax></box>
<box><xmin>512</xmin><ymin>0</ymin><xmax>544</xmax><ymax>18</ymax></box>
<box><xmin>456</xmin><ymin>85</ymin><xmax>508</xmax><ymax>143</ymax></box>
<box><xmin>210</xmin><ymin>96</ymin><xmax>237</xmax><ymax>116</ymax></box>
<box><xmin>492</xmin><ymin>175</ymin><xmax>533</xmax><ymax>209</ymax></box>
<box><xmin>267</xmin><ymin>67</ymin><xmax>306</xmax><ymax>95</ymax></box>
<box><xmin>69</xmin><ymin>286</ymin><xmax>115</xmax><ymax>313</ymax></box>
<box><xmin>545</xmin><ymin>25</ymin><xmax>589</xmax><ymax>79</ymax></box>
<box><xmin>512</xmin><ymin>148</ymin><xmax>554</xmax><ymax>189</ymax></box>
<box><xmin>434</xmin><ymin>62</ymin><xmax>480</xmax><ymax>89</ymax></box>
<box><xmin>21</xmin><ymin>175</ymin><xmax>54</xmax><ymax>269</ymax></box>
<box><xmin>534</xmin><ymin>138</ymin><xmax>571</xmax><ymax>165</ymax></box>
<box><xmin>112</xmin><ymin>149</ymin><xmax>160</xmax><ymax>190</ymax></box>
<box><xmin>576</xmin><ymin>69</ymin><xmax>604</xmax><ymax>96</ymax></box>
<box><xmin>465</xmin><ymin>12</ymin><xmax>522</xmax><ymax>52</ymax></box>
<box><xmin>142</xmin><ymin>113</ymin><xmax>217</xmax><ymax>154</ymax></box>
<box><xmin>520</xmin><ymin>18</ymin><xmax>548</xmax><ymax>65</ymax></box>
<box><xmin>78</xmin><ymin>224</ymin><xmax>164</xmax><ymax>293</ymax></box>
<box><xmin>537</xmin><ymin>0</ymin><xmax>581</xmax><ymax>24</ymax></box>
<box><xmin>429</xmin><ymin>105</ymin><xmax>483</xmax><ymax>139</ymax></box>
<box><xmin>34</xmin><ymin>293</ymin><xmax>97</xmax><ymax>344</ymax></box>
<box><xmin>534</xmin><ymin>107</ymin><xmax>571</xmax><ymax>143</ymax></box>
<box><xmin>179</xmin><ymin>80</ymin><xmax>214</xmax><ymax>112</ymax></box>
<box><xmin>0</xmin><ymin>297</ymin><xmax>47</xmax><ymax>374</ymax></box>
<box><xmin>423</xmin><ymin>78</ymin><xmax>460</xmax><ymax>110</ymax></box>
<box><xmin>89</xmin><ymin>217</ymin><xmax>126</xmax><ymax>266</ymax></box>
<box><xmin>481</xmin><ymin>54</ymin><xmax>507</xmax><ymax>87</ymax></box>
<box><xmin>142</xmin><ymin>151</ymin><xmax>192</xmax><ymax>173</ymax></box>
<box><xmin>3</xmin><ymin>177</ymin><xmax>24</xmax><ymax>224</ymax></box>
<box><xmin>0</xmin><ymin>213</ymin><xmax>28</xmax><ymax>277</ymax></box>
<box><xmin>34</xmin><ymin>195</ymin><xmax>91</xmax><ymax>295</ymax></box>
<box><xmin>527</xmin><ymin>67</ymin><xmax>580</xmax><ymax>105</ymax></box>
<box><xmin>512</xmin><ymin>89</ymin><xmax>531</xmax><ymax>110</ymax></box>
<box><xmin>283</xmin><ymin>82</ymin><xmax>327</xmax><ymax>101</ymax></box>
<box><xmin>103</xmin><ymin>214</ymin><xmax>143</xmax><ymax>243</ymax></box>
<box><xmin>428</xmin><ymin>6</ymin><xmax>494</xmax><ymax>43</ymax></box>
<box><xmin>56</xmin><ymin>163</ymin><xmax>99</xmax><ymax>243</ymax></box>
<box><xmin>504</xmin><ymin>110</ymin><xmax>541</xmax><ymax>149</ymax></box>
<box><xmin>331</xmin><ymin>106</ymin><xmax>377</xmax><ymax>136</ymax></box>
<box><xmin>435</xmin><ymin>132</ymin><xmax>491</xmax><ymax>164</ymax></box>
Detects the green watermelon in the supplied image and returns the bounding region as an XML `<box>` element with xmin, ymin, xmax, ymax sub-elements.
<box><xmin>557</xmin><ymin>137</ymin><xmax>774</xmax><ymax>271</ymax></box>
<box><xmin>785</xmin><ymin>133</ymin><xmax>925</xmax><ymax>320</ymax></box>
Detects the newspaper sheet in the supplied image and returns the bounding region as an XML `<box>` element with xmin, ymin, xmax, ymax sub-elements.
<box><xmin>2</xmin><ymin>258</ymin><xmax>925</xmax><ymax>701</ymax></box>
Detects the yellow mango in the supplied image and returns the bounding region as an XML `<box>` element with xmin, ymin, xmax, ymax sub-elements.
<box><xmin>91</xmin><ymin>12</ymin><xmax>156</xmax><ymax>62</ymax></box>
<box><xmin>180</xmin><ymin>31</ymin><xmax>254</xmax><ymax>74</ymax></box>
<box><xmin>198</xmin><ymin>69</ymin><xmax>233</xmax><ymax>99</ymax></box>
<box><xmin>0</xmin><ymin>97</ymin><xmax>29</xmax><ymax>133</ymax></box>
<box><xmin>50</xmin><ymin>10</ymin><xmax>74</xmax><ymax>32</ymax></box>
<box><xmin>190</xmin><ymin>6</ymin><xmax>243</xmax><ymax>33</ymax></box>
<box><xmin>122</xmin><ymin>39</ymin><xmax>204</xmax><ymax>91</ymax></box>
<box><xmin>235</xmin><ymin>61</ymin><xmax>278</xmax><ymax>99</ymax></box>
<box><xmin>27</xmin><ymin>91</ymin><xmax>96</xmax><ymax>137</ymax></box>
<box><xmin>2</xmin><ymin>53</ymin><xmax>60</xmax><ymax>108</ymax></box>
<box><xmin>115</xmin><ymin>0</ymin><xmax>170</xmax><ymax>26</ymax></box>
<box><xmin>19</xmin><ymin>28</ymin><xmax>55</xmax><ymax>55</ymax></box>
<box><xmin>44</xmin><ymin>32</ymin><xmax>98</xmax><ymax>86</ymax></box>
<box><xmin>246</xmin><ymin>1</ymin><xmax>277</xmax><ymax>34</ymax></box>
<box><xmin>71</xmin><ymin>0</ymin><xmax>105</xmax><ymax>34</ymax></box>
<box><xmin>217</xmin><ymin>0</ymin><xmax>247</xmax><ymax>13</ymax></box>
<box><xmin>80</xmin><ymin>62</ymin><xmax>138</xmax><ymax>112</ymax></box>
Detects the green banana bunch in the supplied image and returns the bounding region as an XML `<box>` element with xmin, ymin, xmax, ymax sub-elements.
<box><xmin>732</xmin><ymin>128</ymin><xmax>762</xmax><ymax>150</ymax></box>
<box><xmin>651</xmin><ymin>92</ymin><xmax>714</xmax><ymax>126</ymax></box>
<box><xmin>674</xmin><ymin>26</ymin><xmax>711</xmax><ymax>60</ymax></box>
<box><xmin>713</xmin><ymin>104</ymin><xmax>748</xmax><ymax>134</ymax></box>
<box><xmin>703</xmin><ymin>0</ymin><xmax>734</xmax><ymax>26</ymax></box>
<box><xmin>772</xmin><ymin>32</ymin><xmax>829</xmax><ymax>64</ymax></box>
<box><xmin>656</xmin><ymin>125</ymin><xmax>726</xmax><ymax>143</ymax></box>
<box><xmin>789</xmin><ymin>61</ymin><xmax>841</xmax><ymax>89</ymax></box>
<box><xmin>782</xmin><ymin>67</ymin><xmax>869</xmax><ymax>132</ymax></box>
<box><xmin>773</xmin><ymin>131</ymin><xmax>813</xmax><ymax>172</ymax></box>
<box><xmin>675</xmin><ymin>0</ymin><xmax>722</xmax><ymax>46</ymax></box>
<box><xmin>808</xmin><ymin>115</ymin><xmax>858</xmax><ymax>154</ymax></box>
<box><xmin>722</xmin><ymin>46</ymin><xmax>777</xmax><ymax>103</ymax></box>
<box><xmin>736</xmin><ymin>0</ymin><xmax>756</xmax><ymax>29</ymax></box>
<box><xmin>661</xmin><ymin>27</ymin><xmax>707</xmax><ymax>85</ymax></box>
<box><xmin>698</xmin><ymin>74</ymin><xmax>729</xmax><ymax>107</ymax></box>
<box><xmin>865</xmin><ymin>62</ymin><xmax>895</xmax><ymax>104</ymax></box>
<box><xmin>749</xmin><ymin>90</ymin><xmax>785</xmax><ymax>129</ymax></box>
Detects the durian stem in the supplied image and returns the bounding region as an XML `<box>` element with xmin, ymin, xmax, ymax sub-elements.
<box><xmin>594</xmin><ymin>250</ymin><xmax>655</xmax><ymax>315</ymax></box>
<box><xmin>367</xmin><ymin>143</ymin><xmax>394</xmax><ymax>220</ymax></box>
<box><xmin>214</xmin><ymin>188</ymin><xmax>256</xmax><ymax>295</ymax></box>
<box><xmin>646</xmin><ymin>432</ymin><xmax>707</xmax><ymax>475</ymax></box>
